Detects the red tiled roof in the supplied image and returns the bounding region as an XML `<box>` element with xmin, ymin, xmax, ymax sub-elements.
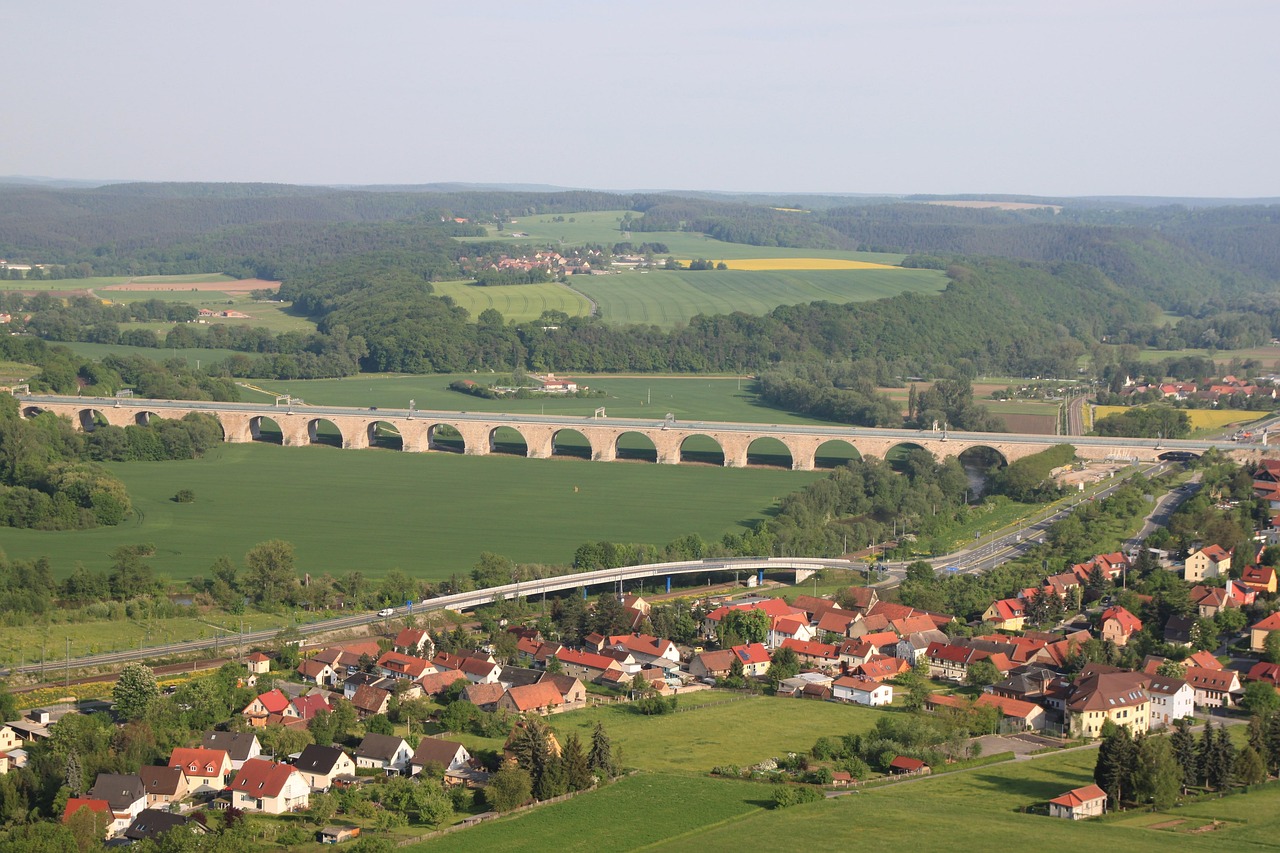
<box><xmin>1101</xmin><ymin>606</ymin><xmax>1142</xmax><ymax>634</ymax></box>
<box><xmin>555</xmin><ymin>648</ymin><xmax>621</xmax><ymax>672</ymax></box>
<box><xmin>62</xmin><ymin>798</ymin><xmax>110</xmax><ymax>822</ymax></box>
<box><xmin>228</xmin><ymin>759</ymin><xmax>297</xmax><ymax>799</ymax></box>
<box><xmin>168</xmin><ymin>748</ymin><xmax>228</xmax><ymax>779</ymax></box>
<box><xmin>889</xmin><ymin>756</ymin><xmax>926</xmax><ymax>771</ymax></box>
<box><xmin>816</xmin><ymin>609</ymin><xmax>860</xmax><ymax>634</ymax></box>
<box><xmin>1248</xmin><ymin>662</ymin><xmax>1280</xmax><ymax>686</ymax></box>
<box><xmin>780</xmin><ymin>639</ymin><xmax>839</xmax><ymax>660</ymax></box>
<box><xmin>731</xmin><ymin>643</ymin><xmax>771</xmax><ymax>665</ymax></box>
<box><xmin>290</xmin><ymin>693</ymin><xmax>330</xmax><ymax>721</ymax></box>
<box><xmin>418</xmin><ymin>668</ymin><xmax>467</xmax><ymax>695</ymax></box>
<box><xmin>1185</xmin><ymin>650</ymin><xmax>1223</xmax><ymax>671</ymax></box>
<box><xmin>1253</xmin><ymin>612</ymin><xmax>1280</xmax><ymax>632</ymax></box>
<box><xmin>1049</xmin><ymin>784</ymin><xmax>1107</xmax><ymax>808</ymax></box>
<box><xmin>504</xmin><ymin>682</ymin><xmax>564</xmax><ymax>712</ymax></box>
<box><xmin>253</xmin><ymin>689</ymin><xmax>290</xmax><ymax>715</ymax></box>
<box><xmin>1243</xmin><ymin>565</ymin><xmax>1276</xmax><ymax>586</ymax></box>
<box><xmin>1199</xmin><ymin>544</ymin><xmax>1232</xmax><ymax>562</ymax></box>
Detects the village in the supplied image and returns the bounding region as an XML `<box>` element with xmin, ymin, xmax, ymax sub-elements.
<box><xmin>5</xmin><ymin>459</ymin><xmax>1279</xmax><ymax>846</ymax></box>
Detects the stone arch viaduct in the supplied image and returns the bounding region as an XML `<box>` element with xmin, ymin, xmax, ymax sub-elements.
<box><xmin>16</xmin><ymin>395</ymin><xmax>1257</xmax><ymax>470</ymax></box>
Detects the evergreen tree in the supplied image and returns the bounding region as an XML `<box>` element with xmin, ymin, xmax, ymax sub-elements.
<box><xmin>1132</xmin><ymin>735</ymin><xmax>1182</xmax><ymax>808</ymax></box>
<box><xmin>1237</xmin><ymin>745</ymin><xmax>1268</xmax><ymax>786</ymax></box>
<box><xmin>563</xmin><ymin>731</ymin><xmax>593</xmax><ymax>791</ymax></box>
<box><xmin>1197</xmin><ymin>719</ymin><xmax>1217</xmax><ymax>787</ymax></box>
<box><xmin>1248</xmin><ymin>714</ymin><xmax>1268</xmax><ymax>759</ymax></box>
<box><xmin>64</xmin><ymin>751</ymin><xmax>83</xmax><ymax>797</ymax></box>
<box><xmin>1170</xmin><ymin>717</ymin><xmax>1198</xmax><ymax>788</ymax></box>
<box><xmin>1209</xmin><ymin>722</ymin><xmax>1236</xmax><ymax>790</ymax></box>
<box><xmin>588</xmin><ymin>722</ymin><xmax>617</xmax><ymax>778</ymax></box>
<box><xmin>1094</xmin><ymin>722</ymin><xmax>1135</xmax><ymax>804</ymax></box>
<box><xmin>1267</xmin><ymin>711</ymin><xmax>1280</xmax><ymax>775</ymax></box>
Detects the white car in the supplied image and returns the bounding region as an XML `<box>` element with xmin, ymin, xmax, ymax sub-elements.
<box><xmin>378</xmin><ymin>607</ymin><xmax>394</xmax><ymax>617</ymax></box>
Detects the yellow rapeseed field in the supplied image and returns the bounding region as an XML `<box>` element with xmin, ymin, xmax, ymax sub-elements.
<box><xmin>1092</xmin><ymin>405</ymin><xmax>1260</xmax><ymax>430</ymax></box>
<box><xmin>679</xmin><ymin>258</ymin><xmax>902</xmax><ymax>271</ymax></box>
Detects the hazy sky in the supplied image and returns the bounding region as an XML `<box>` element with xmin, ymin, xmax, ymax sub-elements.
<box><xmin>5</xmin><ymin>1</ymin><xmax>1277</xmax><ymax>197</ymax></box>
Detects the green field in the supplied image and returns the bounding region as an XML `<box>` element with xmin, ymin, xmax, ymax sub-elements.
<box><xmin>54</xmin><ymin>341</ymin><xmax>252</xmax><ymax>368</ymax></box>
<box><xmin>411</xmin><ymin>741</ymin><xmax>1280</xmax><ymax>853</ymax></box>
<box><xmin>0</xmin><ymin>276</ymin><xmax>130</xmax><ymax>291</ymax></box>
<box><xmin>572</xmin><ymin>267</ymin><xmax>946</xmax><ymax>327</ymax></box>
<box><xmin>0</xmin><ymin>442</ymin><xmax>822</xmax><ymax>580</ymax></box>
<box><xmin>430</xmin><ymin>280</ymin><xmax>593</xmax><ymax>322</ymax></box>
<box><xmin>462</xmin><ymin>210</ymin><xmax>907</xmax><ymax>263</ymax></box>
<box><xmin>547</xmin><ymin>694</ymin><xmax>886</xmax><ymax>774</ymax></box>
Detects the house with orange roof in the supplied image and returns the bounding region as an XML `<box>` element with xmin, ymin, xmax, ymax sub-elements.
<box><xmin>981</xmin><ymin>598</ymin><xmax>1027</xmax><ymax>631</ymax></box>
<box><xmin>417</xmin><ymin>668</ymin><xmax>468</xmax><ymax>697</ymax></box>
<box><xmin>1049</xmin><ymin>784</ymin><xmax>1107</xmax><ymax>820</ymax></box>
<box><xmin>376</xmin><ymin>651</ymin><xmax>435</xmax><ymax>682</ymax></box>
<box><xmin>688</xmin><ymin>649</ymin><xmax>737</xmax><ymax>681</ymax></box>
<box><xmin>244</xmin><ymin>652</ymin><xmax>271</xmax><ymax>676</ymax></box>
<box><xmin>730</xmin><ymin>643</ymin><xmax>772</xmax><ymax>677</ymax></box>
<box><xmin>553</xmin><ymin>648</ymin><xmax>625</xmax><ymax>683</ymax></box>
<box><xmin>228</xmin><ymin>759</ymin><xmax>309</xmax><ymax>814</ymax></box>
<box><xmin>924</xmin><ymin>642</ymin><xmax>994</xmax><ymax>682</ymax></box>
<box><xmin>832</xmin><ymin>675</ymin><xmax>893</xmax><ymax>706</ymax></box>
<box><xmin>1184</xmin><ymin>666</ymin><xmax>1241</xmax><ymax>708</ymax></box>
<box><xmin>242</xmin><ymin>689</ymin><xmax>290</xmax><ymax>726</ymax></box>
<box><xmin>1247</xmin><ymin>662</ymin><xmax>1280</xmax><ymax>687</ymax></box>
<box><xmin>1100</xmin><ymin>606</ymin><xmax>1143</xmax><ymax>647</ymax></box>
<box><xmin>815</xmin><ymin>608</ymin><xmax>861</xmax><ymax>638</ymax></box>
<box><xmin>703</xmin><ymin>598</ymin><xmax>806</xmax><ymax>639</ymax></box>
<box><xmin>393</xmin><ymin>628</ymin><xmax>433</xmax><ymax>657</ymax></box>
<box><xmin>1242</xmin><ymin>564</ymin><xmax>1278</xmax><ymax>594</ymax></box>
<box><xmin>780</xmin><ymin>638</ymin><xmax>840</xmax><ymax>667</ymax></box>
<box><xmin>768</xmin><ymin>615</ymin><xmax>816</xmax><ymax>649</ymax></box>
<box><xmin>497</xmin><ymin>682</ymin><xmax>565</xmax><ymax>716</ymax></box>
<box><xmin>168</xmin><ymin>748</ymin><xmax>232</xmax><ymax>793</ymax></box>
<box><xmin>606</xmin><ymin>634</ymin><xmax>680</xmax><ymax>667</ymax></box>
<box><xmin>793</xmin><ymin>594</ymin><xmax>838</xmax><ymax>621</ymax></box>
<box><xmin>62</xmin><ymin>798</ymin><xmax>112</xmax><ymax>837</ymax></box>
<box><xmin>1251</xmin><ymin>611</ymin><xmax>1280</xmax><ymax>652</ymax></box>
<box><xmin>853</xmin><ymin>655</ymin><xmax>910</xmax><ymax>682</ymax></box>
<box><xmin>836</xmin><ymin>638</ymin><xmax>879</xmax><ymax>668</ymax></box>
<box><xmin>1185</xmin><ymin>545</ymin><xmax>1233</xmax><ymax>582</ymax></box>
<box><xmin>1064</xmin><ymin>668</ymin><xmax>1150</xmax><ymax>737</ymax></box>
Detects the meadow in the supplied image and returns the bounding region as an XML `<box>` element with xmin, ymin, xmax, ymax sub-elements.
<box><xmin>460</xmin><ymin>210</ymin><xmax>908</xmax><ymax>264</ymax></box>
<box><xmin>0</xmin><ymin>442</ymin><xmax>823</xmax><ymax>581</ymax></box>
<box><xmin>430</xmin><ymin>280</ymin><xmax>593</xmax><ymax>322</ymax></box>
<box><xmin>410</xmin><ymin>741</ymin><xmax>1280</xmax><ymax>853</ymax></box>
<box><xmin>572</xmin><ymin>267</ymin><xmax>946</xmax><ymax>328</ymax></box>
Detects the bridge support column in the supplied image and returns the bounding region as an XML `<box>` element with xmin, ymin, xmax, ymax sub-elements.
<box><xmin>399</xmin><ymin>424</ymin><xmax>429</xmax><ymax>452</ymax></box>
<box><xmin>794</xmin><ymin>569</ymin><xmax>816</xmax><ymax>584</ymax></box>
<box><xmin>344</xmin><ymin>430</ymin><xmax>370</xmax><ymax>450</ymax></box>
<box><xmin>220</xmin><ymin>414</ymin><xmax>254</xmax><ymax>443</ymax></box>
<box><xmin>525</xmin><ymin>429</ymin><xmax>554</xmax><ymax>460</ymax></box>
<box><xmin>791</xmin><ymin>448</ymin><xmax>815</xmax><ymax>471</ymax></box>
<box><xmin>281</xmin><ymin>416</ymin><xmax>310</xmax><ymax>447</ymax></box>
<box><xmin>719</xmin><ymin>435</ymin><xmax>749</xmax><ymax>468</ymax></box>
<box><xmin>592</xmin><ymin>442</ymin><xmax>617</xmax><ymax>462</ymax></box>
<box><xmin>723</xmin><ymin>448</ymin><xmax>748</xmax><ymax>468</ymax></box>
<box><xmin>666</xmin><ymin>576</ymin><xmax>671</xmax><ymax>593</ymax></box>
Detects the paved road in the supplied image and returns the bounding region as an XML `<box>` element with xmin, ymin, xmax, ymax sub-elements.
<box><xmin>1066</xmin><ymin>395</ymin><xmax>1086</xmax><ymax>436</ymax></box>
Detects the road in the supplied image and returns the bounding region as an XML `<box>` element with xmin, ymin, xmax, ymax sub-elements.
<box><xmin>1065</xmin><ymin>395</ymin><xmax>1086</xmax><ymax>436</ymax></box>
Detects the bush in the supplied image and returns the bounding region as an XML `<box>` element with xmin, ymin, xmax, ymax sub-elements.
<box><xmin>172</xmin><ymin>489</ymin><xmax>195</xmax><ymax>503</ymax></box>
<box><xmin>771</xmin><ymin>784</ymin><xmax>823</xmax><ymax>809</ymax></box>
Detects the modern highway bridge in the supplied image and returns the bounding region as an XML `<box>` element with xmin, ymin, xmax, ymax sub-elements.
<box><xmin>16</xmin><ymin>394</ymin><xmax>1267</xmax><ymax>469</ymax></box>
<box><xmin>1</xmin><ymin>557</ymin><xmax>850</xmax><ymax>678</ymax></box>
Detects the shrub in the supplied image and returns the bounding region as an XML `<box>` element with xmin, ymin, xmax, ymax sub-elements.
<box><xmin>770</xmin><ymin>784</ymin><xmax>823</xmax><ymax>809</ymax></box>
<box><xmin>172</xmin><ymin>489</ymin><xmax>195</xmax><ymax>503</ymax></box>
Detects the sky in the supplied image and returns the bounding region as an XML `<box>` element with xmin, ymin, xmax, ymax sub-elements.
<box><xmin>4</xmin><ymin>1</ymin><xmax>1278</xmax><ymax>198</ymax></box>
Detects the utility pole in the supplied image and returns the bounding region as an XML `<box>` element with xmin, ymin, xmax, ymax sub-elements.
<box><xmin>65</xmin><ymin>637</ymin><xmax>71</xmax><ymax>689</ymax></box>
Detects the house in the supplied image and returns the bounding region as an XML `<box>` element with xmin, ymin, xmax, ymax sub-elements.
<box><xmin>924</xmin><ymin>642</ymin><xmax>994</xmax><ymax>682</ymax></box>
<box><xmin>0</xmin><ymin>726</ymin><xmax>19</xmax><ymax>754</ymax></box>
<box><xmin>831</xmin><ymin>675</ymin><xmax>893</xmax><ymax>706</ymax></box>
<box><xmin>228</xmin><ymin>759</ymin><xmax>310</xmax><ymax>814</ymax></box>
<box><xmin>1100</xmin><ymin>606</ymin><xmax>1142</xmax><ymax>647</ymax></box>
<box><xmin>1185</xmin><ymin>545</ymin><xmax>1233</xmax><ymax>582</ymax></box>
<box><xmin>288</xmin><ymin>693</ymin><xmax>332</xmax><ymax>722</ymax></box>
<box><xmin>461</xmin><ymin>682</ymin><xmax>505</xmax><ymax>711</ymax></box>
<box><xmin>1242</xmin><ymin>564</ymin><xmax>1278</xmax><ymax>594</ymax></box>
<box><xmin>854</xmin><ymin>655</ymin><xmax>910</xmax><ymax>682</ymax></box>
<box><xmin>123</xmin><ymin>809</ymin><xmax>202</xmax><ymax>843</ymax></box>
<box><xmin>780</xmin><ymin>638</ymin><xmax>840</xmax><ymax>667</ymax></box>
<box><xmin>353</xmin><ymin>734</ymin><xmax>412</xmax><ymax>775</ymax></box>
<box><xmin>376</xmin><ymin>651</ymin><xmax>435</xmax><ymax>682</ymax></box>
<box><xmin>842</xmin><ymin>587</ymin><xmax>880</xmax><ymax>614</ymax></box>
<box><xmin>794</xmin><ymin>594</ymin><xmax>838</xmax><ymax>622</ymax></box>
<box><xmin>1184</xmin><ymin>666</ymin><xmax>1241</xmax><ymax>708</ymax></box>
<box><xmin>888</xmin><ymin>756</ymin><xmax>930</xmax><ymax>776</ymax></box>
<box><xmin>1145</xmin><ymin>676</ymin><xmax>1194</xmax><ymax>729</ymax></box>
<box><xmin>1063</xmin><ymin>668</ymin><xmax>1150</xmax><ymax>737</ymax></box>
<box><xmin>768</xmin><ymin>615</ymin><xmax>816</xmax><ymax>649</ymax></box>
<box><xmin>554</xmin><ymin>648</ymin><xmax>625</xmax><ymax>683</ymax></box>
<box><xmin>497</xmin><ymin>682</ymin><xmax>565</xmax><ymax>716</ymax></box>
<box><xmin>815</xmin><ymin>607</ymin><xmax>861</xmax><ymax>638</ymax></box>
<box><xmin>990</xmin><ymin>665</ymin><xmax>1059</xmax><ymax>705</ymax></box>
<box><xmin>168</xmin><ymin>748</ymin><xmax>232</xmax><ymax>793</ymax></box>
<box><xmin>417</xmin><ymin>668</ymin><xmax>468</xmax><ymax>697</ymax></box>
<box><xmin>540</xmin><ymin>673</ymin><xmax>587</xmax><ymax>710</ymax></box>
<box><xmin>319</xmin><ymin>826</ymin><xmax>362</xmax><ymax>844</ymax></box>
<box><xmin>61</xmin><ymin>799</ymin><xmax>112</xmax><ymax>837</ymax></box>
<box><xmin>1048</xmin><ymin>784</ymin><xmax>1107</xmax><ymax>820</ymax></box>
<box><xmin>704</xmin><ymin>598</ymin><xmax>806</xmax><ymax>640</ymax></box>
<box><xmin>393</xmin><ymin>628</ymin><xmax>434</xmax><ymax>657</ymax></box>
<box><xmin>598</xmin><ymin>648</ymin><xmax>642</xmax><ymax>676</ymax></box>
<box><xmin>688</xmin><ymin>650</ymin><xmax>736</xmax><ymax>680</ymax></box>
<box><xmin>981</xmin><ymin>598</ymin><xmax>1027</xmax><ymax>631</ymax></box>
<box><xmin>730</xmin><ymin>643</ymin><xmax>771</xmax><ymax>677</ymax></box>
<box><xmin>1163</xmin><ymin>614</ymin><xmax>1196</xmax><ymax>647</ymax></box>
<box><xmin>411</xmin><ymin>738</ymin><xmax>472</xmax><ymax>777</ymax></box>
<box><xmin>895</xmin><ymin>629</ymin><xmax>949</xmax><ymax>663</ymax></box>
<box><xmin>1250</xmin><ymin>612</ymin><xmax>1280</xmax><ymax>652</ymax></box>
<box><xmin>242</xmin><ymin>689</ymin><xmax>290</xmax><ymax>726</ymax></box>
<box><xmin>87</xmin><ymin>773</ymin><xmax>146</xmax><ymax>834</ymax></box>
<box><xmin>978</xmin><ymin>693</ymin><xmax>1047</xmax><ymax>731</ymax></box>
<box><xmin>202</xmin><ymin>731</ymin><xmax>260</xmax><ymax>770</ymax></box>
<box><xmin>606</xmin><ymin>634</ymin><xmax>680</xmax><ymax>668</ymax></box>
<box><xmin>297</xmin><ymin>659</ymin><xmax>336</xmax><ymax>687</ymax></box>
<box><xmin>350</xmin><ymin>684</ymin><xmax>391</xmax><ymax>719</ymax></box>
<box><xmin>293</xmin><ymin>745</ymin><xmax>356</xmax><ymax>792</ymax></box>
<box><xmin>138</xmin><ymin>766</ymin><xmax>189</xmax><ymax>808</ymax></box>
<box><xmin>245</xmin><ymin>652</ymin><xmax>271</xmax><ymax>675</ymax></box>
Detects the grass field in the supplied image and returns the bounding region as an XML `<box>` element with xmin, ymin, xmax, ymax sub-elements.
<box><xmin>460</xmin><ymin>210</ymin><xmax>908</xmax><ymax>264</ymax></box>
<box><xmin>430</xmin><ymin>280</ymin><xmax>593</xmax><ymax>322</ymax></box>
<box><xmin>710</xmin><ymin>258</ymin><xmax>899</xmax><ymax>271</ymax></box>
<box><xmin>0</xmin><ymin>276</ymin><xmax>130</xmax><ymax>291</ymax></box>
<box><xmin>548</xmin><ymin>693</ymin><xmax>886</xmax><ymax>775</ymax></box>
<box><xmin>411</xmin><ymin>743</ymin><xmax>1280</xmax><ymax>853</ymax></box>
<box><xmin>240</xmin><ymin>374</ymin><xmax>842</xmax><ymax>426</ymax></box>
<box><xmin>0</xmin><ymin>442</ymin><xmax>822</xmax><ymax>580</ymax></box>
<box><xmin>0</xmin><ymin>360</ymin><xmax>36</xmax><ymax>383</ymax></box>
<box><xmin>54</xmin><ymin>341</ymin><xmax>252</xmax><ymax>368</ymax></box>
<box><xmin>573</xmin><ymin>267</ymin><xmax>946</xmax><ymax>328</ymax></box>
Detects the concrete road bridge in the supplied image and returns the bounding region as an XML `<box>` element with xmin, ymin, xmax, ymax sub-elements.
<box><xmin>16</xmin><ymin>394</ymin><xmax>1267</xmax><ymax>470</ymax></box>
